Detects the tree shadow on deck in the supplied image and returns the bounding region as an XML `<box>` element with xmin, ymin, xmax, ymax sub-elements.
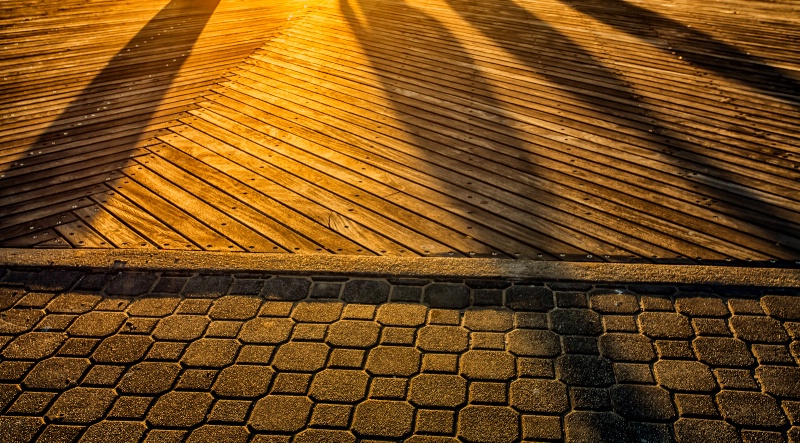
<box><xmin>0</xmin><ymin>0</ymin><xmax>220</xmax><ymax>240</ymax></box>
<box><xmin>551</xmin><ymin>0</ymin><xmax>800</xmax><ymax>262</ymax></box>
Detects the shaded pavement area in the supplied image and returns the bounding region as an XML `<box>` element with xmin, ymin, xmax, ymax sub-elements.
<box><xmin>1</xmin><ymin>267</ymin><xmax>799</xmax><ymax>442</ymax></box>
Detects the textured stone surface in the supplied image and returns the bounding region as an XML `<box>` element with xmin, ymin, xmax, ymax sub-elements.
<box><xmin>458</xmin><ymin>406</ymin><xmax>519</xmax><ymax>443</ymax></box>
<box><xmin>1</xmin><ymin>268</ymin><xmax>799</xmax><ymax>442</ymax></box>
<box><xmin>716</xmin><ymin>391</ymin><xmax>787</xmax><ymax>427</ymax></box>
<box><xmin>352</xmin><ymin>400</ymin><xmax>414</xmax><ymax>438</ymax></box>
<box><xmin>654</xmin><ymin>360</ymin><xmax>716</xmax><ymax>392</ymax></box>
<box><xmin>409</xmin><ymin>374</ymin><xmax>467</xmax><ymax>408</ymax></box>
<box><xmin>510</xmin><ymin>379</ymin><xmax>568</xmax><ymax>413</ymax></box>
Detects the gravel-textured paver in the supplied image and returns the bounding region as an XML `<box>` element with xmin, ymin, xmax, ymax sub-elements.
<box><xmin>0</xmin><ymin>267</ymin><xmax>798</xmax><ymax>441</ymax></box>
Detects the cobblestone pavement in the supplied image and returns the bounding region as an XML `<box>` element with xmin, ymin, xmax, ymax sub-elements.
<box><xmin>1</xmin><ymin>267</ymin><xmax>800</xmax><ymax>442</ymax></box>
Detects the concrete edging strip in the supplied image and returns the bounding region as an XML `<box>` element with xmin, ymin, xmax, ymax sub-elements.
<box><xmin>2</xmin><ymin>248</ymin><xmax>799</xmax><ymax>287</ymax></box>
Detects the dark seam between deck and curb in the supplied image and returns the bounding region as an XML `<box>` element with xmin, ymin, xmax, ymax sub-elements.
<box><xmin>2</xmin><ymin>248</ymin><xmax>799</xmax><ymax>287</ymax></box>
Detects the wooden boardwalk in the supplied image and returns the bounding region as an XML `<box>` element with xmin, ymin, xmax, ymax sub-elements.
<box><xmin>1</xmin><ymin>0</ymin><xmax>799</xmax><ymax>264</ymax></box>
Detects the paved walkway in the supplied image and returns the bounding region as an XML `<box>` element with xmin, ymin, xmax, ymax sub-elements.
<box><xmin>1</xmin><ymin>266</ymin><xmax>799</xmax><ymax>442</ymax></box>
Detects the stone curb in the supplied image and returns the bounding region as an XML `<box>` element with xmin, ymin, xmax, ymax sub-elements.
<box><xmin>2</xmin><ymin>248</ymin><xmax>800</xmax><ymax>287</ymax></box>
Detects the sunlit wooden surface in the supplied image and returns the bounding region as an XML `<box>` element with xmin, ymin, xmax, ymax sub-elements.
<box><xmin>1</xmin><ymin>0</ymin><xmax>799</xmax><ymax>263</ymax></box>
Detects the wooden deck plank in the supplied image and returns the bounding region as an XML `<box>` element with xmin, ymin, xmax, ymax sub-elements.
<box><xmin>1</xmin><ymin>0</ymin><xmax>799</xmax><ymax>263</ymax></box>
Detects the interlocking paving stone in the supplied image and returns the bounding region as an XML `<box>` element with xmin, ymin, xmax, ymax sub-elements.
<box><xmin>2</xmin><ymin>268</ymin><xmax>800</xmax><ymax>441</ymax></box>
<box><xmin>147</xmin><ymin>391</ymin><xmax>213</xmax><ymax>427</ymax></box>
<box><xmin>506</xmin><ymin>285</ymin><xmax>554</xmax><ymax>311</ymax></box>
<box><xmin>116</xmin><ymin>363</ymin><xmax>178</xmax><ymax>394</ymax></box>
<box><xmin>639</xmin><ymin>312</ymin><xmax>693</xmax><ymax>339</ymax></box>
<box><xmin>342</xmin><ymin>280</ymin><xmax>390</xmax><ymax>304</ymax></box>
<box><xmin>366</xmin><ymin>346</ymin><xmax>421</xmax><ymax>376</ymax></box>
<box><xmin>272</xmin><ymin>342</ymin><xmax>329</xmax><ymax>372</ymax></box>
<box><xmin>209</xmin><ymin>295</ymin><xmax>262</xmax><ymax>320</ymax></box>
<box><xmin>424</xmin><ymin>283</ymin><xmax>470</xmax><ymax>309</ymax></box>
<box><xmin>261</xmin><ymin>277</ymin><xmax>311</xmax><ymax>301</ymax></box>
<box><xmin>611</xmin><ymin>385</ymin><xmax>676</xmax><ymax>420</ymax></box>
<box><xmin>326</xmin><ymin>320</ymin><xmax>380</xmax><ymax>348</ymax></box>
<box><xmin>458</xmin><ymin>405</ymin><xmax>519</xmax><ymax>443</ymax></box>
<box><xmin>510</xmin><ymin>378</ymin><xmax>568</xmax><ymax>413</ymax></box>
<box><xmin>212</xmin><ymin>365</ymin><xmax>274</xmax><ymax>398</ymax></box>
<box><xmin>716</xmin><ymin>390</ymin><xmax>787</xmax><ymax>427</ymax></box>
<box><xmin>674</xmin><ymin>418</ymin><xmax>740</xmax><ymax>442</ymax></box>
<box><xmin>105</xmin><ymin>272</ymin><xmax>157</xmax><ymax>296</ymax></box>
<box><xmin>551</xmin><ymin>308</ymin><xmax>603</xmax><ymax>335</ymax></box>
<box><xmin>182</xmin><ymin>338</ymin><xmax>239</xmax><ymax>368</ymax></box>
<box><xmin>2</xmin><ymin>331</ymin><xmax>66</xmax><ymax>359</ymax></box>
<box><xmin>654</xmin><ymin>360</ymin><xmax>717</xmax><ymax>392</ymax></box>
<box><xmin>730</xmin><ymin>315</ymin><xmax>789</xmax><ymax>343</ymax></box>
<box><xmin>692</xmin><ymin>337</ymin><xmax>754</xmax><ymax>366</ymax></box>
<box><xmin>46</xmin><ymin>293</ymin><xmax>102</xmax><ymax>314</ymax></box>
<box><xmin>762</xmin><ymin>295</ymin><xmax>800</xmax><ymax>321</ymax></box>
<box><xmin>22</xmin><ymin>357</ymin><xmax>88</xmax><ymax>389</ymax></box>
<box><xmin>589</xmin><ymin>291</ymin><xmax>640</xmax><ymax>313</ymax></box>
<box><xmin>310</xmin><ymin>369</ymin><xmax>369</xmax><ymax>402</ymax></box>
<box><xmin>352</xmin><ymin>400</ymin><xmax>414</xmax><ymax>438</ymax></box>
<box><xmin>557</xmin><ymin>355</ymin><xmax>614</xmax><ymax>387</ymax></box>
<box><xmin>599</xmin><ymin>333</ymin><xmax>656</xmax><ymax>362</ymax></box>
<box><xmin>564</xmin><ymin>411</ymin><xmax>630</xmax><ymax>443</ymax></box>
<box><xmin>46</xmin><ymin>387</ymin><xmax>116</xmax><ymax>423</ymax></box>
<box><xmin>417</xmin><ymin>325</ymin><xmax>468</xmax><ymax>352</ymax></box>
<box><xmin>182</xmin><ymin>275</ymin><xmax>233</xmax><ymax>298</ymax></box>
<box><xmin>0</xmin><ymin>416</ymin><xmax>44</xmax><ymax>442</ymax></box>
<box><xmin>675</xmin><ymin>296</ymin><xmax>729</xmax><ymax>317</ymax></box>
<box><xmin>27</xmin><ymin>271</ymin><xmax>81</xmax><ymax>293</ymax></box>
<box><xmin>460</xmin><ymin>350</ymin><xmax>516</xmax><ymax>380</ymax></box>
<box><xmin>238</xmin><ymin>317</ymin><xmax>294</xmax><ymax>344</ymax></box>
<box><xmin>409</xmin><ymin>374</ymin><xmax>467</xmax><ymax>407</ymax></box>
<box><xmin>506</xmin><ymin>328</ymin><xmax>560</xmax><ymax>357</ymax></box>
<box><xmin>185</xmin><ymin>425</ymin><xmax>250</xmax><ymax>443</ymax></box>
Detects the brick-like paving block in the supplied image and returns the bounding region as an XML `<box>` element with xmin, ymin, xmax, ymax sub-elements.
<box><xmin>716</xmin><ymin>390</ymin><xmax>787</xmax><ymax>427</ymax></box>
<box><xmin>762</xmin><ymin>295</ymin><xmax>800</xmax><ymax>321</ymax></box>
<box><xmin>3</xmin><ymin>331</ymin><xmax>66</xmax><ymax>360</ymax></box>
<box><xmin>185</xmin><ymin>425</ymin><xmax>249</xmax><ymax>443</ymax></box>
<box><xmin>292</xmin><ymin>301</ymin><xmax>344</xmax><ymax>323</ymax></box>
<box><xmin>46</xmin><ymin>293</ymin><xmax>101</xmax><ymax>314</ymax></box>
<box><xmin>309</xmin><ymin>403</ymin><xmax>352</xmax><ymax>428</ymax></box>
<box><xmin>757</xmin><ymin>366</ymin><xmax>800</xmax><ymax>398</ymax></box>
<box><xmin>238</xmin><ymin>317</ymin><xmax>294</xmax><ymax>344</ymax></box>
<box><xmin>564</xmin><ymin>411</ymin><xmax>629</xmax><ymax>443</ymax></box>
<box><xmin>551</xmin><ymin>308</ymin><xmax>602</xmax><ymax>335</ymax></box>
<box><xmin>409</xmin><ymin>374</ymin><xmax>467</xmax><ymax>407</ymax></box>
<box><xmin>366</xmin><ymin>346</ymin><xmax>421</xmax><ymax>376</ymax></box>
<box><xmin>152</xmin><ymin>315</ymin><xmax>209</xmax><ymax>341</ymax></box>
<box><xmin>273</xmin><ymin>342</ymin><xmax>329</xmax><ymax>372</ymax></box>
<box><xmin>423</xmin><ymin>283</ymin><xmax>470</xmax><ymax>309</ymax></box>
<box><xmin>675</xmin><ymin>297</ymin><xmax>729</xmax><ymax>317</ymax></box>
<box><xmin>557</xmin><ymin>355</ymin><xmax>614</xmax><ymax>387</ymax></box>
<box><xmin>117</xmin><ymin>362</ymin><xmax>180</xmax><ymax>394</ymax></box>
<box><xmin>692</xmin><ymin>336</ymin><xmax>754</xmax><ymax>366</ymax></box>
<box><xmin>506</xmin><ymin>329</ymin><xmax>560</xmax><ymax>357</ymax></box>
<box><xmin>458</xmin><ymin>405</ymin><xmax>519</xmax><ymax>443</ymax></box>
<box><xmin>105</xmin><ymin>272</ymin><xmax>157</xmax><ymax>296</ymax></box>
<box><xmin>674</xmin><ymin>418</ymin><xmax>739</xmax><ymax>442</ymax></box>
<box><xmin>417</xmin><ymin>325</ymin><xmax>468</xmax><ymax>352</ymax></box>
<box><xmin>182</xmin><ymin>338</ymin><xmax>240</xmax><ymax>368</ymax></box>
<box><xmin>639</xmin><ymin>312</ymin><xmax>693</xmax><ymax>339</ymax></box>
<box><xmin>589</xmin><ymin>292</ymin><xmax>639</xmax><ymax>313</ymax></box>
<box><xmin>209</xmin><ymin>295</ymin><xmax>262</xmax><ymax>320</ymax></box>
<box><xmin>730</xmin><ymin>315</ymin><xmax>789</xmax><ymax>343</ymax></box>
<box><xmin>182</xmin><ymin>275</ymin><xmax>233</xmax><ymax>298</ymax></box>
<box><xmin>327</xmin><ymin>320</ymin><xmax>380</xmax><ymax>348</ymax></box>
<box><xmin>66</xmin><ymin>311</ymin><xmax>126</xmax><ymax>337</ymax></box>
<box><xmin>610</xmin><ymin>384</ymin><xmax>675</xmax><ymax>420</ymax></box>
<box><xmin>342</xmin><ymin>280</ymin><xmax>390</xmax><ymax>304</ymax></box>
<box><xmin>654</xmin><ymin>360</ymin><xmax>716</xmax><ymax>392</ymax></box>
<box><xmin>376</xmin><ymin>303</ymin><xmax>427</xmax><ymax>326</ymax></box>
<box><xmin>294</xmin><ymin>429</ymin><xmax>355</xmax><ymax>443</ymax></box>
<box><xmin>92</xmin><ymin>334</ymin><xmax>153</xmax><ymax>363</ymax></box>
<box><xmin>506</xmin><ymin>285</ymin><xmax>554</xmax><ymax>311</ymax></box>
<box><xmin>598</xmin><ymin>333</ymin><xmax>655</xmax><ymax>362</ymax></box>
<box><xmin>46</xmin><ymin>387</ymin><xmax>116</xmax><ymax>424</ymax></box>
<box><xmin>261</xmin><ymin>277</ymin><xmax>311</xmax><ymax>301</ymax></box>
<box><xmin>510</xmin><ymin>378</ymin><xmax>568</xmax><ymax>413</ymax></box>
<box><xmin>463</xmin><ymin>309</ymin><xmax>514</xmax><ymax>332</ymax></box>
<box><xmin>147</xmin><ymin>391</ymin><xmax>213</xmax><ymax>427</ymax></box>
<box><xmin>212</xmin><ymin>365</ymin><xmax>274</xmax><ymax>398</ymax></box>
<box><xmin>22</xmin><ymin>357</ymin><xmax>89</xmax><ymax>390</ymax></box>
<box><xmin>310</xmin><ymin>369</ymin><xmax>369</xmax><ymax>402</ymax></box>
<box><xmin>352</xmin><ymin>400</ymin><xmax>414</xmax><ymax>438</ymax></box>
<box><xmin>460</xmin><ymin>350</ymin><xmax>516</xmax><ymax>381</ymax></box>
<box><xmin>0</xmin><ymin>417</ymin><xmax>44</xmax><ymax>442</ymax></box>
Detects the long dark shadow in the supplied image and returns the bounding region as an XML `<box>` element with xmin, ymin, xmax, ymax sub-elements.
<box><xmin>445</xmin><ymin>0</ymin><xmax>800</xmax><ymax>262</ymax></box>
<box><xmin>0</xmin><ymin>0</ymin><xmax>220</xmax><ymax>200</ymax></box>
<box><xmin>556</xmin><ymin>0</ymin><xmax>800</xmax><ymax>261</ymax></box>
<box><xmin>559</xmin><ymin>0</ymin><xmax>800</xmax><ymax>104</ymax></box>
